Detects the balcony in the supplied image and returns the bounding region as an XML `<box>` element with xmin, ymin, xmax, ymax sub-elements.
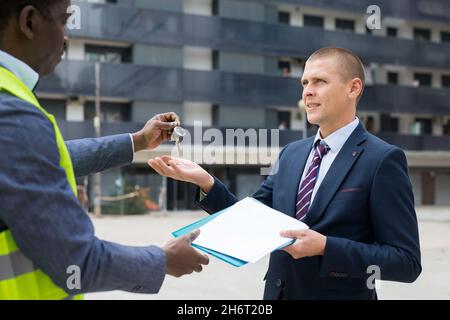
<box><xmin>38</xmin><ymin>61</ymin><xmax>450</xmax><ymax>115</ymax></box>
<box><xmin>241</xmin><ymin>0</ymin><xmax>450</xmax><ymax>25</ymax></box>
<box><xmin>69</xmin><ymin>1</ymin><xmax>450</xmax><ymax>69</ymax></box>
<box><xmin>58</xmin><ymin>121</ymin><xmax>450</xmax><ymax>151</ymax></box>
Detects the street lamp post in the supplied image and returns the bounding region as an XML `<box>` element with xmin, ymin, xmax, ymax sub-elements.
<box><xmin>94</xmin><ymin>62</ymin><xmax>102</xmax><ymax>217</ymax></box>
<box><xmin>298</xmin><ymin>99</ymin><xmax>307</xmax><ymax>140</ymax></box>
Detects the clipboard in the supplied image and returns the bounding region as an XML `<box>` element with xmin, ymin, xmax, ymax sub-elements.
<box><xmin>172</xmin><ymin>207</ymin><xmax>248</xmax><ymax>267</ymax></box>
<box><xmin>172</xmin><ymin>201</ymin><xmax>297</xmax><ymax>267</ymax></box>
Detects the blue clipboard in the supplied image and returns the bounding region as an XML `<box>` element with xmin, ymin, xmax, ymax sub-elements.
<box><xmin>172</xmin><ymin>200</ymin><xmax>296</xmax><ymax>268</ymax></box>
<box><xmin>172</xmin><ymin>208</ymin><xmax>248</xmax><ymax>267</ymax></box>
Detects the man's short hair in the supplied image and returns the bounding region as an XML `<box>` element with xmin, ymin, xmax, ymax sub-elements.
<box><xmin>0</xmin><ymin>0</ymin><xmax>58</xmax><ymax>32</ymax></box>
<box><xmin>307</xmin><ymin>47</ymin><xmax>366</xmax><ymax>103</ymax></box>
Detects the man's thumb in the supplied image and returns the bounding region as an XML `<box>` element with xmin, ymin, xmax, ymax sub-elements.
<box><xmin>188</xmin><ymin>229</ymin><xmax>201</xmax><ymax>243</ymax></box>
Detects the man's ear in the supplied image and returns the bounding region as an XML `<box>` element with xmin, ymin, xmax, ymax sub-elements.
<box><xmin>18</xmin><ymin>5</ymin><xmax>39</xmax><ymax>40</ymax></box>
<box><xmin>348</xmin><ymin>78</ymin><xmax>363</xmax><ymax>100</ymax></box>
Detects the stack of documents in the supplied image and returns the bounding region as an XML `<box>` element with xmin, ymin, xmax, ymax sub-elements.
<box><xmin>172</xmin><ymin>197</ymin><xmax>309</xmax><ymax>267</ymax></box>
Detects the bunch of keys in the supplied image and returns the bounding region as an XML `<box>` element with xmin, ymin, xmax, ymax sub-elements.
<box><xmin>171</xmin><ymin>126</ymin><xmax>187</xmax><ymax>156</ymax></box>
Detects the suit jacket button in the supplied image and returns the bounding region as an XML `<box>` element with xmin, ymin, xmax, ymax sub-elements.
<box><xmin>276</xmin><ymin>279</ymin><xmax>283</xmax><ymax>287</ymax></box>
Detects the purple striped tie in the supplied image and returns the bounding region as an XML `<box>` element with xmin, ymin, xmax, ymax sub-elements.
<box><xmin>296</xmin><ymin>140</ymin><xmax>330</xmax><ymax>220</ymax></box>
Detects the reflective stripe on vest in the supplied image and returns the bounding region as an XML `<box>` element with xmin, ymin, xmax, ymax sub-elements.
<box><xmin>0</xmin><ymin>66</ymin><xmax>83</xmax><ymax>300</ymax></box>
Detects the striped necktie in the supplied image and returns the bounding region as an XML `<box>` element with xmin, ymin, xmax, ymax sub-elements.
<box><xmin>296</xmin><ymin>139</ymin><xmax>330</xmax><ymax>220</ymax></box>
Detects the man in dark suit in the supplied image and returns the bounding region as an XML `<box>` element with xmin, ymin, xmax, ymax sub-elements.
<box><xmin>0</xmin><ymin>0</ymin><xmax>208</xmax><ymax>299</ymax></box>
<box><xmin>149</xmin><ymin>47</ymin><xmax>422</xmax><ymax>299</ymax></box>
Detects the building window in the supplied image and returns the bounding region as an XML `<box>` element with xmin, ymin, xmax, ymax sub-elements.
<box><xmin>413</xmin><ymin>28</ymin><xmax>431</xmax><ymax>41</ymax></box>
<box><xmin>411</xmin><ymin>118</ymin><xmax>432</xmax><ymax>135</ymax></box>
<box><xmin>414</xmin><ymin>73</ymin><xmax>432</xmax><ymax>87</ymax></box>
<box><xmin>278</xmin><ymin>60</ymin><xmax>291</xmax><ymax>77</ymax></box>
<box><xmin>85</xmin><ymin>102</ymin><xmax>131</xmax><ymax>123</ymax></box>
<box><xmin>278</xmin><ymin>11</ymin><xmax>290</xmax><ymax>24</ymax></box>
<box><xmin>335</xmin><ymin>18</ymin><xmax>355</xmax><ymax>32</ymax></box>
<box><xmin>40</xmin><ymin>99</ymin><xmax>66</xmax><ymax>120</ymax></box>
<box><xmin>444</xmin><ymin>120</ymin><xmax>450</xmax><ymax>135</ymax></box>
<box><xmin>442</xmin><ymin>75</ymin><xmax>450</xmax><ymax>88</ymax></box>
<box><xmin>441</xmin><ymin>31</ymin><xmax>450</xmax><ymax>43</ymax></box>
<box><xmin>277</xmin><ymin>111</ymin><xmax>291</xmax><ymax>129</ymax></box>
<box><xmin>380</xmin><ymin>113</ymin><xmax>399</xmax><ymax>133</ymax></box>
<box><xmin>212</xmin><ymin>50</ymin><xmax>219</xmax><ymax>70</ymax></box>
<box><xmin>303</xmin><ymin>15</ymin><xmax>324</xmax><ymax>28</ymax></box>
<box><xmin>387</xmin><ymin>72</ymin><xmax>399</xmax><ymax>85</ymax></box>
<box><xmin>85</xmin><ymin>45</ymin><xmax>132</xmax><ymax>63</ymax></box>
<box><xmin>387</xmin><ymin>27</ymin><xmax>398</xmax><ymax>37</ymax></box>
<box><xmin>212</xmin><ymin>104</ymin><xmax>220</xmax><ymax>126</ymax></box>
<box><xmin>212</xmin><ymin>0</ymin><xmax>219</xmax><ymax>15</ymax></box>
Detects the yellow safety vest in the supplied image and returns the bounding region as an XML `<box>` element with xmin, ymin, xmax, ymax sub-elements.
<box><xmin>0</xmin><ymin>66</ymin><xmax>83</xmax><ymax>300</ymax></box>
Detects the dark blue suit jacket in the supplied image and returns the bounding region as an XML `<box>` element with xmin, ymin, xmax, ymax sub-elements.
<box><xmin>196</xmin><ymin>122</ymin><xmax>421</xmax><ymax>300</ymax></box>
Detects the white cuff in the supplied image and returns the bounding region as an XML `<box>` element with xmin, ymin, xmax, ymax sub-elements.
<box><xmin>129</xmin><ymin>133</ymin><xmax>135</xmax><ymax>162</ymax></box>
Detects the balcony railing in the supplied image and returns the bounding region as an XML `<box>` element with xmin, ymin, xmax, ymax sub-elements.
<box><xmin>58</xmin><ymin>121</ymin><xmax>450</xmax><ymax>151</ymax></box>
<box><xmin>38</xmin><ymin>61</ymin><xmax>450</xmax><ymax>114</ymax></box>
<box><xmin>69</xmin><ymin>1</ymin><xmax>450</xmax><ymax>69</ymax></box>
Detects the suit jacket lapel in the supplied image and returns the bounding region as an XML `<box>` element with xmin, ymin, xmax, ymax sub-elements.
<box><xmin>303</xmin><ymin>122</ymin><xmax>367</xmax><ymax>227</ymax></box>
<box><xmin>283</xmin><ymin>137</ymin><xmax>315</xmax><ymax>218</ymax></box>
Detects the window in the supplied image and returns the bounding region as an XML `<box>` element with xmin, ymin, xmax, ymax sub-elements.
<box><xmin>444</xmin><ymin>120</ymin><xmax>450</xmax><ymax>135</ymax></box>
<box><xmin>277</xmin><ymin>111</ymin><xmax>291</xmax><ymax>129</ymax></box>
<box><xmin>278</xmin><ymin>11</ymin><xmax>290</xmax><ymax>24</ymax></box>
<box><xmin>212</xmin><ymin>0</ymin><xmax>219</xmax><ymax>15</ymax></box>
<box><xmin>278</xmin><ymin>60</ymin><xmax>291</xmax><ymax>76</ymax></box>
<box><xmin>387</xmin><ymin>72</ymin><xmax>399</xmax><ymax>85</ymax></box>
<box><xmin>443</xmin><ymin>75</ymin><xmax>450</xmax><ymax>88</ymax></box>
<box><xmin>413</xmin><ymin>28</ymin><xmax>431</xmax><ymax>41</ymax></box>
<box><xmin>84</xmin><ymin>102</ymin><xmax>131</xmax><ymax>123</ymax></box>
<box><xmin>40</xmin><ymin>99</ymin><xmax>66</xmax><ymax>120</ymax></box>
<box><xmin>335</xmin><ymin>18</ymin><xmax>355</xmax><ymax>32</ymax></box>
<box><xmin>212</xmin><ymin>50</ymin><xmax>219</xmax><ymax>70</ymax></box>
<box><xmin>380</xmin><ymin>113</ymin><xmax>399</xmax><ymax>133</ymax></box>
<box><xmin>441</xmin><ymin>31</ymin><xmax>450</xmax><ymax>43</ymax></box>
<box><xmin>303</xmin><ymin>15</ymin><xmax>324</xmax><ymax>28</ymax></box>
<box><xmin>414</xmin><ymin>73</ymin><xmax>432</xmax><ymax>87</ymax></box>
<box><xmin>411</xmin><ymin>118</ymin><xmax>432</xmax><ymax>135</ymax></box>
<box><xmin>85</xmin><ymin>45</ymin><xmax>132</xmax><ymax>63</ymax></box>
<box><xmin>387</xmin><ymin>27</ymin><xmax>398</xmax><ymax>37</ymax></box>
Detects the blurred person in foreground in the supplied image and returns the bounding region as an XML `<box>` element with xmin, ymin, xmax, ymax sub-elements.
<box><xmin>0</xmin><ymin>0</ymin><xmax>208</xmax><ymax>300</ymax></box>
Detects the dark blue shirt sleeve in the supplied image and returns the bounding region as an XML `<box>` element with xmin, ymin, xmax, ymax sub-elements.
<box><xmin>65</xmin><ymin>134</ymin><xmax>133</xmax><ymax>178</ymax></box>
<box><xmin>0</xmin><ymin>96</ymin><xmax>166</xmax><ymax>295</ymax></box>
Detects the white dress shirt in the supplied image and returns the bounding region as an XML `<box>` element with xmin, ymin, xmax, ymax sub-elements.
<box><xmin>299</xmin><ymin>117</ymin><xmax>360</xmax><ymax>204</ymax></box>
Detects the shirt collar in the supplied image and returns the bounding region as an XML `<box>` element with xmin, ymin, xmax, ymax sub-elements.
<box><xmin>0</xmin><ymin>49</ymin><xmax>39</xmax><ymax>91</ymax></box>
<box><xmin>313</xmin><ymin>117</ymin><xmax>360</xmax><ymax>153</ymax></box>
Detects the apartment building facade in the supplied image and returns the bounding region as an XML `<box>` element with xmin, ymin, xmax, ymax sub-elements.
<box><xmin>36</xmin><ymin>0</ymin><xmax>450</xmax><ymax>211</ymax></box>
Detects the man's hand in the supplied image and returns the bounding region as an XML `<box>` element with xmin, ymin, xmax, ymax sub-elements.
<box><xmin>163</xmin><ymin>230</ymin><xmax>210</xmax><ymax>277</ymax></box>
<box><xmin>280</xmin><ymin>229</ymin><xmax>327</xmax><ymax>259</ymax></box>
<box><xmin>132</xmin><ymin>112</ymin><xmax>180</xmax><ymax>152</ymax></box>
<box><xmin>148</xmin><ymin>156</ymin><xmax>215</xmax><ymax>193</ymax></box>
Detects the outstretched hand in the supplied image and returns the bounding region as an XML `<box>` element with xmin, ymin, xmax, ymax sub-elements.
<box><xmin>148</xmin><ymin>156</ymin><xmax>215</xmax><ymax>193</ymax></box>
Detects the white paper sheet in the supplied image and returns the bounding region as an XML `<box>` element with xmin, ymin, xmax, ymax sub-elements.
<box><xmin>193</xmin><ymin>197</ymin><xmax>309</xmax><ymax>263</ymax></box>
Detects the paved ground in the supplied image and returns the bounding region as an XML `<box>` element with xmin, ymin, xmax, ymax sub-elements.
<box><xmin>85</xmin><ymin>207</ymin><xmax>450</xmax><ymax>300</ymax></box>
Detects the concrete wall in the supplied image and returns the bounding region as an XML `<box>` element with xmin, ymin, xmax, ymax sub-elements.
<box><xmin>217</xmin><ymin>106</ymin><xmax>266</xmax><ymax>128</ymax></box>
<box><xmin>133</xmin><ymin>44</ymin><xmax>183</xmax><ymax>68</ymax></box>
<box><xmin>132</xmin><ymin>101</ymin><xmax>182</xmax><ymax>124</ymax></box>
<box><xmin>435</xmin><ymin>173</ymin><xmax>450</xmax><ymax>206</ymax></box>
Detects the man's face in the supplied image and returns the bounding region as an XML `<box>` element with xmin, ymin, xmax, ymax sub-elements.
<box><xmin>32</xmin><ymin>0</ymin><xmax>71</xmax><ymax>76</ymax></box>
<box><xmin>301</xmin><ymin>56</ymin><xmax>354</xmax><ymax>133</ymax></box>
